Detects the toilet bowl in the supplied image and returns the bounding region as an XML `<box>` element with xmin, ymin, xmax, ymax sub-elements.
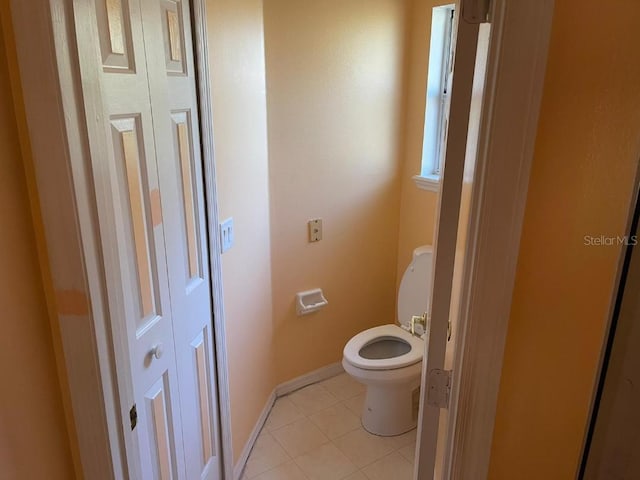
<box><xmin>342</xmin><ymin>245</ymin><xmax>433</xmax><ymax>436</ymax></box>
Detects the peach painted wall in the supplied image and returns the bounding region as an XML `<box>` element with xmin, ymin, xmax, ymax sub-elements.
<box><xmin>0</xmin><ymin>16</ymin><xmax>75</xmax><ymax>480</ymax></box>
<box><xmin>206</xmin><ymin>0</ymin><xmax>276</xmax><ymax>462</ymax></box>
<box><xmin>395</xmin><ymin>0</ymin><xmax>449</xmax><ymax>283</ymax></box>
<box><xmin>263</xmin><ymin>0</ymin><xmax>408</xmax><ymax>383</ymax></box>
<box><xmin>488</xmin><ymin>1</ymin><xmax>640</xmax><ymax>478</ymax></box>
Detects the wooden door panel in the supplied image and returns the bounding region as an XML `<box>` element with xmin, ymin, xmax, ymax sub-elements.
<box><xmin>111</xmin><ymin>116</ymin><xmax>160</xmax><ymax>322</ymax></box>
<box><xmin>160</xmin><ymin>0</ymin><xmax>187</xmax><ymax>75</ymax></box>
<box><xmin>96</xmin><ymin>0</ymin><xmax>136</xmax><ymax>71</ymax></box>
<box><xmin>75</xmin><ymin>0</ymin><xmax>220</xmax><ymax>477</ymax></box>
<box><xmin>159</xmin><ymin>1</ymin><xmax>219</xmax><ymax>475</ymax></box>
<box><xmin>170</xmin><ymin>111</ymin><xmax>202</xmax><ymax>284</ymax></box>
<box><xmin>75</xmin><ymin>0</ymin><xmax>190</xmax><ymax>477</ymax></box>
<box><xmin>145</xmin><ymin>375</ymin><xmax>178</xmax><ymax>480</ymax></box>
<box><xmin>141</xmin><ymin>0</ymin><xmax>220</xmax><ymax>477</ymax></box>
<box><xmin>192</xmin><ymin>329</ymin><xmax>216</xmax><ymax>467</ymax></box>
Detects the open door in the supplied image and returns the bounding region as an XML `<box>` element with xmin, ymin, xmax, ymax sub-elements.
<box><xmin>415</xmin><ymin>1</ymin><xmax>492</xmax><ymax>478</ymax></box>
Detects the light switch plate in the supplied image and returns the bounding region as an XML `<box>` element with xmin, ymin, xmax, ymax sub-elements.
<box><xmin>220</xmin><ymin>217</ymin><xmax>234</xmax><ymax>253</ymax></box>
<box><xmin>308</xmin><ymin>218</ymin><xmax>322</xmax><ymax>242</ymax></box>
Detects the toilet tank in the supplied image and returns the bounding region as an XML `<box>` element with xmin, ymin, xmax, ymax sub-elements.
<box><xmin>397</xmin><ymin>245</ymin><xmax>433</xmax><ymax>327</ymax></box>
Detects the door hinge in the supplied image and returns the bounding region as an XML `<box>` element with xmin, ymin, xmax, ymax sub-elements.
<box><xmin>426</xmin><ymin>369</ymin><xmax>452</xmax><ymax>408</ymax></box>
<box><xmin>129</xmin><ymin>404</ymin><xmax>138</xmax><ymax>431</ymax></box>
<box><xmin>462</xmin><ymin>0</ymin><xmax>490</xmax><ymax>24</ymax></box>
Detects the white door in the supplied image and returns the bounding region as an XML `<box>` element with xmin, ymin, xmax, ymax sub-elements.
<box><xmin>415</xmin><ymin>3</ymin><xmax>491</xmax><ymax>478</ymax></box>
<box><xmin>73</xmin><ymin>0</ymin><xmax>220</xmax><ymax>478</ymax></box>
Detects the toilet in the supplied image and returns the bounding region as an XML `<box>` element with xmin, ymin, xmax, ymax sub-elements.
<box><xmin>342</xmin><ymin>245</ymin><xmax>433</xmax><ymax>436</ymax></box>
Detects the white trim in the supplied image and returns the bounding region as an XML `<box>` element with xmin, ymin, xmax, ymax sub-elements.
<box><xmin>10</xmin><ymin>1</ymin><xmax>125</xmax><ymax>477</ymax></box>
<box><xmin>275</xmin><ymin>362</ymin><xmax>344</xmax><ymax>397</ymax></box>
<box><xmin>10</xmin><ymin>0</ymin><xmax>232</xmax><ymax>478</ymax></box>
<box><xmin>233</xmin><ymin>391</ymin><xmax>276</xmax><ymax>480</ymax></box>
<box><xmin>412</xmin><ymin>174</ymin><xmax>441</xmax><ymax>192</ymax></box>
<box><xmin>416</xmin><ymin>8</ymin><xmax>482</xmax><ymax>476</ymax></box>
<box><xmin>422</xmin><ymin>3</ymin><xmax>456</xmax><ymax>180</ymax></box>
<box><xmin>233</xmin><ymin>363</ymin><xmax>344</xmax><ymax>479</ymax></box>
<box><xmin>441</xmin><ymin>0</ymin><xmax>555</xmax><ymax>478</ymax></box>
<box><xmin>191</xmin><ymin>0</ymin><xmax>235</xmax><ymax>477</ymax></box>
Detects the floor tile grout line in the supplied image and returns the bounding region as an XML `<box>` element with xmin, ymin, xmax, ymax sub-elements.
<box><xmin>289</xmin><ymin>440</ymin><xmax>336</xmax><ymax>480</ymax></box>
<box><xmin>246</xmin><ymin>374</ymin><xmax>402</xmax><ymax>480</ymax></box>
<box><xmin>270</xmin><ymin>411</ymin><xmax>334</xmax><ymax>460</ymax></box>
<box><xmin>244</xmin><ymin>428</ymin><xmax>292</xmax><ymax>479</ymax></box>
<box><xmin>367</xmin><ymin>449</ymin><xmax>414</xmax><ymax>467</ymax></box>
<box><xmin>289</xmin><ymin>443</ymin><xmax>360</xmax><ymax>480</ymax></box>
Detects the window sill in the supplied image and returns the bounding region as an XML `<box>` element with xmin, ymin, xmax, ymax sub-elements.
<box><xmin>412</xmin><ymin>174</ymin><xmax>440</xmax><ymax>192</ymax></box>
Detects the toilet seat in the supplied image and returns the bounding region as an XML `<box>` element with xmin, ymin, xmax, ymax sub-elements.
<box><xmin>343</xmin><ymin>324</ymin><xmax>423</xmax><ymax>371</ymax></box>
<box><xmin>341</xmin><ymin>246</ymin><xmax>432</xmax><ymax>435</ymax></box>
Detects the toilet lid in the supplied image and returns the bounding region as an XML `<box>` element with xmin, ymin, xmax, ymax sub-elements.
<box><xmin>397</xmin><ymin>246</ymin><xmax>433</xmax><ymax>327</ymax></box>
<box><xmin>343</xmin><ymin>324</ymin><xmax>423</xmax><ymax>370</ymax></box>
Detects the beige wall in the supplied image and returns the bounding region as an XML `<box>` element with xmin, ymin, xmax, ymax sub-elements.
<box><xmin>5</xmin><ymin>0</ymin><xmax>638</xmax><ymax>476</ymax></box>
<box><xmin>395</xmin><ymin>0</ymin><xmax>447</xmax><ymax>282</ymax></box>
<box><xmin>206</xmin><ymin>0</ymin><xmax>276</xmax><ymax>462</ymax></box>
<box><xmin>0</xmin><ymin>14</ymin><xmax>76</xmax><ymax>480</ymax></box>
<box><xmin>488</xmin><ymin>1</ymin><xmax>640</xmax><ymax>478</ymax></box>
<box><xmin>263</xmin><ymin>0</ymin><xmax>408</xmax><ymax>383</ymax></box>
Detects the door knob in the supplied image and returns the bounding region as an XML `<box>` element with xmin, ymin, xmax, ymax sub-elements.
<box><xmin>150</xmin><ymin>343</ymin><xmax>164</xmax><ymax>360</ymax></box>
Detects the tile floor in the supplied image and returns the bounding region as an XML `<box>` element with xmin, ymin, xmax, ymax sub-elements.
<box><xmin>241</xmin><ymin>373</ymin><xmax>416</xmax><ymax>480</ymax></box>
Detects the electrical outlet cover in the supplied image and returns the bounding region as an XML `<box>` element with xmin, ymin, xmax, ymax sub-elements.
<box><xmin>308</xmin><ymin>218</ymin><xmax>322</xmax><ymax>242</ymax></box>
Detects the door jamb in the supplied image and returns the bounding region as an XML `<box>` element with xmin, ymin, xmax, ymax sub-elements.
<box><xmin>8</xmin><ymin>0</ymin><xmax>234</xmax><ymax>478</ymax></box>
<box><xmin>191</xmin><ymin>0</ymin><xmax>234</xmax><ymax>476</ymax></box>
<box><xmin>416</xmin><ymin>0</ymin><xmax>555</xmax><ymax>478</ymax></box>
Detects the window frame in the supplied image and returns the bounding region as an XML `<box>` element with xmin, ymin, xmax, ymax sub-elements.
<box><xmin>413</xmin><ymin>4</ymin><xmax>456</xmax><ymax>192</ymax></box>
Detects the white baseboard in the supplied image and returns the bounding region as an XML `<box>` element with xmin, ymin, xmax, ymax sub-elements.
<box><xmin>233</xmin><ymin>390</ymin><xmax>276</xmax><ymax>480</ymax></box>
<box><xmin>233</xmin><ymin>362</ymin><xmax>344</xmax><ymax>479</ymax></box>
<box><xmin>275</xmin><ymin>362</ymin><xmax>344</xmax><ymax>397</ymax></box>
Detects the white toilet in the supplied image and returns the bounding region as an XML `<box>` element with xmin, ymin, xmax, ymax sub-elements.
<box><xmin>342</xmin><ymin>245</ymin><xmax>433</xmax><ymax>436</ymax></box>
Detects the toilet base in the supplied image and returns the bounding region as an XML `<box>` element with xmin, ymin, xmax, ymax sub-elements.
<box><xmin>361</xmin><ymin>384</ymin><xmax>420</xmax><ymax>436</ymax></box>
<box><xmin>343</xmin><ymin>357</ymin><xmax>423</xmax><ymax>437</ymax></box>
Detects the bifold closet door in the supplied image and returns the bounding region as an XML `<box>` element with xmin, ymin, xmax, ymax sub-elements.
<box><xmin>73</xmin><ymin>0</ymin><xmax>220</xmax><ymax>478</ymax></box>
<box><xmin>139</xmin><ymin>0</ymin><xmax>221</xmax><ymax>478</ymax></box>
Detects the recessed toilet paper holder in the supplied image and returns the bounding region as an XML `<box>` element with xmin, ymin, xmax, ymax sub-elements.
<box><xmin>296</xmin><ymin>288</ymin><xmax>328</xmax><ymax>316</ymax></box>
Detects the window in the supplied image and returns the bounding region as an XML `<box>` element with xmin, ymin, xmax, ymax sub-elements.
<box><xmin>414</xmin><ymin>5</ymin><xmax>455</xmax><ymax>192</ymax></box>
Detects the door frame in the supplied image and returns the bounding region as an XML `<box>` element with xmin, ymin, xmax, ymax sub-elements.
<box><xmin>6</xmin><ymin>0</ymin><xmax>553</xmax><ymax>479</ymax></box>
<box><xmin>7</xmin><ymin>0</ymin><xmax>233</xmax><ymax>478</ymax></box>
<box><xmin>416</xmin><ymin>0</ymin><xmax>555</xmax><ymax>478</ymax></box>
